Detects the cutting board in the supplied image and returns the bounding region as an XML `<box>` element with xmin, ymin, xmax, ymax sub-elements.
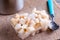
<box><xmin>0</xmin><ymin>0</ymin><xmax>60</xmax><ymax>40</ymax></box>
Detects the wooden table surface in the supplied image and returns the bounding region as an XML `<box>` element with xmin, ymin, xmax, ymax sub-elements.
<box><xmin>0</xmin><ymin>0</ymin><xmax>60</xmax><ymax>40</ymax></box>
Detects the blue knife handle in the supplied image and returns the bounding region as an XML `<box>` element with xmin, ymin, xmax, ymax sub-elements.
<box><xmin>48</xmin><ymin>0</ymin><xmax>54</xmax><ymax>17</ymax></box>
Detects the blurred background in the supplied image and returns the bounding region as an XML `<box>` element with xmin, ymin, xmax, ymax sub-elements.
<box><xmin>56</xmin><ymin>0</ymin><xmax>60</xmax><ymax>5</ymax></box>
<box><xmin>54</xmin><ymin>0</ymin><xmax>60</xmax><ymax>8</ymax></box>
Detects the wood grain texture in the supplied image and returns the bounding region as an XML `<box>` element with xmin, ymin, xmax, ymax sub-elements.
<box><xmin>0</xmin><ymin>0</ymin><xmax>60</xmax><ymax>40</ymax></box>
